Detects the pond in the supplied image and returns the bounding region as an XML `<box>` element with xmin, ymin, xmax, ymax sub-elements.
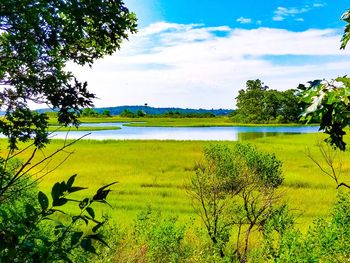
<box><xmin>49</xmin><ymin>123</ymin><xmax>319</xmax><ymax>141</ymax></box>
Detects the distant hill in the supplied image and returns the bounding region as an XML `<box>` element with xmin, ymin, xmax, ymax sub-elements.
<box><xmin>36</xmin><ymin>106</ymin><xmax>234</xmax><ymax>116</ymax></box>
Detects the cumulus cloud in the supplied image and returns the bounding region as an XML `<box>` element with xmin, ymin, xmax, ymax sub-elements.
<box><xmin>68</xmin><ymin>22</ymin><xmax>349</xmax><ymax>109</ymax></box>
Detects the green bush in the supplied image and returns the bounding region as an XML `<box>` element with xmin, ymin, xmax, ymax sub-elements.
<box><xmin>190</xmin><ymin>143</ymin><xmax>283</xmax><ymax>262</ymax></box>
<box><xmin>258</xmin><ymin>192</ymin><xmax>350</xmax><ymax>262</ymax></box>
<box><xmin>0</xmin><ymin>174</ymin><xmax>116</xmax><ymax>262</ymax></box>
<box><xmin>133</xmin><ymin>208</ymin><xmax>189</xmax><ymax>263</ymax></box>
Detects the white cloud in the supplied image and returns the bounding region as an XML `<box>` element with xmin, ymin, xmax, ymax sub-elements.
<box><xmin>236</xmin><ymin>17</ymin><xmax>252</xmax><ymax>24</ymax></box>
<box><xmin>273</xmin><ymin>3</ymin><xmax>325</xmax><ymax>22</ymax></box>
<box><xmin>273</xmin><ymin>7</ymin><xmax>309</xmax><ymax>21</ymax></box>
<box><xmin>68</xmin><ymin>23</ymin><xmax>350</xmax><ymax>109</ymax></box>
<box><xmin>313</xmin><ymin>3</ymin><xmax>326</xmax><ymax>8</ymax></box>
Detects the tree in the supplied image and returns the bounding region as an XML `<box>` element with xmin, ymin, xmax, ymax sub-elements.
<box><xmin>102</xmin><ymin>109</ymin><xmax>111</xmax><ymax>117</ymax></box>
<box><xmin>298</xmin><ymin>9</ymin><xmax>350</xmax><ymax>151</ymax></box>
<box><xmin>0</xmin><ymin>0</ymin><xmax>137</xmax><ymax>260</ymax></box>
<box><xmin>136</xmin><ymin>109</ymin><xmax>146</xmax><ymax>117</ymax></box>
<box><xmin>341</xmin><ymin>10</ymin><xmax>350</xmax><ymax>49</ymax></box>
<box><xmin>81</xmin><ymin>108</ymin><xmax>98</xmax><ymax>117</ymax></box>
<box><xmin>0</xmin><ymin>0</ymin><xmax>136</xmax><ymax>194</ymax></box>
<box><xmin>120</xmin><ymin>109</ymin><xmax>135</xmax><ymax>118</ymax></box>
<box><xmin>0</xmin><ymin>0</ymin><xmax>137</xmax><ymax>149</ymax></box>
<box><xmin>279</xmin><ymin>89</ymin><xmax>302</xmax><ymax>123</ymax></box>
<box><xmin>235</xmin><ymin>79</ymin><xmax>268</xmax><ymax>123</ymax></box>
<box><xmin>189</xmin><ymin>144</ymin><xmax>283</xmax><ymax>262</ymax></box>
<box><xmin>233</xmin><ymin>79</ymin><xmax>302</xmax><ymax>123</ymax></box>
<box><xmin>262</xmin><ymin>89</ymin><xmax>282</xmax><ymax>121</ymax></box>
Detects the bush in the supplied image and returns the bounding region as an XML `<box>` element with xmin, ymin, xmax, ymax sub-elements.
<box><xmin>0</xmin><ymin>174</ymin><xmax>116</xmax><ymax>262</ymax></box>
<box><xmin>259</xmin><ymin>192</ymin><xmax>350</xmax><ymax>262</ymax></box>
<box><xmin>190</xmin><ymin>143</ymin><xmax>283</xmax><ymax>262</ymax></box>
<box><xmin>133</xmin><ymin>208</ymin><xmax>189</xmax><ymax>263</ymax></box>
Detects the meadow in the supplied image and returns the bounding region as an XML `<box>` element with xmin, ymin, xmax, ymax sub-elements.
<box><xmin>47</xmin><ymin>125</ymin><xmax>121</xmax><ymax>132</ymax></box>
<box><xmin>48</xmin><ymin>116</ymin><xmax>311</xmax><ymax>127</ymax></box>
<box><xmin>8</xmin><ymin>132</ymin><xmax>350</xmax><ymax>231</ymax></box>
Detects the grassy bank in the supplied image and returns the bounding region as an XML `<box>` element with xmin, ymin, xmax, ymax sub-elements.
<box><xmin>48</xmin><ymin>116</ymin><xmax>311</xmax><ymax>127</ymax></box>
<box><xmin>47</xmin><ymin>125</ymin><xmax>121</xmax><ymax>132</ymax></box>
<box><xmin>6</xmin><ymin>132</ymin><xmax>348</xmax><ymax>231</ymax></box>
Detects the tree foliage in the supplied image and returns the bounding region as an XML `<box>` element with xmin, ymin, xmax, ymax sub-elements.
<box><xmin>233</xmin><ymin>79</ymin><xmax>302</xmax><ymax>123</ymax></box>
<box><xmin>189</xmin><ymin>143</ymin><xmax>283</xmax><ymax>261</ymax></box>
<box><xmin>0</xmin><ymin>174</ymin><xmax>117</xmax><ymax>262</ymax></box>
<box><xmin>341</xmin><ymin>9</ymin><xmax>350</xmax><ymax>49</ymax></box>
<box><xmin>0</xmin><ymin>0</ymin><xmax>137</xmax><ymax>149</ymax></box>
<box><xmin>298</xmin><ymin>9</ymin><xmax>350</xmax><ymax>151</ymax></box>
<box><xmin>0</xmin><ymin>0</ymin><xmax>137</xmax><ymax>261</ymax></box>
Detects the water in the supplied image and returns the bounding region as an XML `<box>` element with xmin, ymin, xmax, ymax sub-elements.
<box><xmin>49</xmin><ymin>123</ymin><xmax>319</xmax><ymax>141</ymax></box>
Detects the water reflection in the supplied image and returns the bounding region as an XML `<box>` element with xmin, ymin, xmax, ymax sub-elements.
<box><xmin>237</xmin><ymin>132</ymin><xmax>299</xmax><ymax>140</ymax></box>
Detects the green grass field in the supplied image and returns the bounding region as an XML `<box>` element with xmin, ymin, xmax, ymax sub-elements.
<box><xmin>48</xmin><ymin>116</ymin><xmax>312</xmax><ymax>127</ymax></box>
<box><xmin>47</xmin><ymin>125</ymin><xmax>121</xmax><ymax>132</ymax></box>
<box><xmin>7</xmin><ymin>132</ymin><xmax>349</xmax><ymax>231</ymax></box>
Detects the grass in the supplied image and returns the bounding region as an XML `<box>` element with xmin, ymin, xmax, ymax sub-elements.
<box><xmin>48</xmin><ymin>116</ymin><xmax>313</xmax><ymax>127</ymax></box>
<box><xmin>5</xmin><ymin>132</ymin><xmax>349</xmax><ymax>231</ymax></box>
<box><xmin>47</xmin><ymin>125</ymin><xmax>121</xmax><ymax>132</ymax></box>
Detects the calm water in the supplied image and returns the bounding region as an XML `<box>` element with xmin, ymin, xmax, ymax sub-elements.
<box><xmin>49</xmin><ymin>123</ymin><xmax>319</xmax><ymax>141</ymax></box>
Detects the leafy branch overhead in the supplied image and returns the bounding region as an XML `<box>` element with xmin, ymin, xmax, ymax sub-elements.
<box><xmin>0</xmin><ymin>0</ymin><xmax>137</xmax><ymax>149</ymax></box>
<box><xmin>341</xmin><ymin>9</ymin><xmax>350</xmax><ymax>49</ymax></box>
<box><xmin>298</xmin><ymin>11</ymin><xmax>350</xmax><ymax>151</ymax></box>
<box><xmin>298</xmin><ymin>78</ymin><xmax>350</xmax><ymax>151</ymax></box>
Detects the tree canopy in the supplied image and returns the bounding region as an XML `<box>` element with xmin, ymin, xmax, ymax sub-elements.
<box><xmin>0</xmin><ymin>0</ymin><xmax>137</xmax><ymax>149</ymax></box>
<box><xmin>0</xmin><ymin>2</ymin><xmax>137</xmax><ymax>260</ymax></box>
<box><xmin>232</xmin><ymin>79</ymin><xmax>302</xmax><ymax>123</ymax></box>
<box><xmin>298</xmin><ymin>10</ymin><xmax>350</xmax><ymax>150</ymax></box>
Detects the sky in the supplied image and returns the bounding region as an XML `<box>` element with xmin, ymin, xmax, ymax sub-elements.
<box><xmin>69</xmin><ymin>0</ymin><xmax>350</xmax><ymax>109</ymax></box>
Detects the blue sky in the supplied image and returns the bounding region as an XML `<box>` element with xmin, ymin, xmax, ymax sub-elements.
<box><xmin>129</xmin><ymin>0</ymin><xmax>348</xmax><ymax>30</ymax></box>
<box><xmin>70</xmin><ymin>1</ymin><xmax>350</xmax><ymax>109</ymax></box>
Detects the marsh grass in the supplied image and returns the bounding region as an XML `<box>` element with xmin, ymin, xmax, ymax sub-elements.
<box><xmin>2</xmin><ymin>132</ymin><xmax>349</xmax><ymax>231</ymax></box>
<box><xmin>48</xmin><ymin>116</ymin><xmax>313</xmax><ymax>127</ymax></box>
<box><xmin>47</xmin><ymin>126</ymin><xmax>121</xmax><ymax>132</ymax></box>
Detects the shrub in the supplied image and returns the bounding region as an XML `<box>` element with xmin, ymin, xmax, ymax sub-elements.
<box><xmin>133</xmin><ymin>208</ymin><xmax>189</xmax><ymax>263</ymax></box>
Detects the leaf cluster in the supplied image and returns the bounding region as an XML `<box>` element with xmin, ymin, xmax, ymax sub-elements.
<box><xmin>298</xmin><ymin>77</ymin><xmax>350</xmax><ymax>151</ymax></box>
<box><xmin>0</xmin><ymin>174</ymin><xmax>117</xmax><ymax>262</ymax></box>
<box><xmin>190</xmin><ymin>143</ymin><xmax>283</xmax><ymax>261</ymax></box>
<box><xmin>0</xmin><ymin>0</ymin><xmax>137</xmax><ymax>149</ymax></box>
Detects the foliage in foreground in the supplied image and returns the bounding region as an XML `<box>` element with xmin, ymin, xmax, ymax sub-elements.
<box><xmin>0</xmin><ymin>174</ymin><xmax>116</xmax><ymax>262</ymax></box>
<box><xmin>0</xmin><ymin>0</ymin><xmax>136</xmax><ymax>261</ymax></box>
<box><xmin>297</xmin><ymin>9</ymin><xmax>350</xmax><ymax>151</ymax></box>
<box><xmin>253</xmin><ymin>192</ymin><xmax>350</xmax><ymax>262</ymax></box>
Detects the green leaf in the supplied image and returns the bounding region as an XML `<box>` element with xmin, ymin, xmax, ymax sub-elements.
<box><xmin>52</xmin><ymin>198</ymin><xmax>68</xmax><ymax>207</ymax></box>
<box><xmin>51</xmin><ymin>182</ymin><xmax>61</xmax><ymax>201</ymax></box>
<box><xmin>85</xmin><ymin>234</ymin><xmax>109</xmax><ymax>248</ymax></box>
<box><xmin>71</xmin><ymin>231</ymin><xmax>84</xmax><ymax>247</ymax></box>
<box><xmin>96</xmin><ymin>182</ymin><xmax>118</xmax><ymax>194</ymax></box>
<box><xmin>86</xmin><ymin>207</ymin><xmax>95</xmax><ymax>219</ymax></box>
<box><xmin>92</xmin><ymin>222</ymin><xmax>105</xmax><ymax>233</ymax></box>
<box><xmin>38</xmin><ymin>191</ymin><xmax>49</xmax><ymax>211</ymax></box>
<box><xmin>73</xmin><ymin>215</ymin><xmax>89</xmax><ymax>225</ymax></box>
<box><xmin>68</xmin><ymin>186</ymin><xmax>87</xmax><ymax>193</ymax></box>
<box><xmin>81</xmin><ymin>238</ymin><xmax>96</xmax><ymax>254</ymax></box>
<box><xmin>79</xmin><ymin>198</ymin><xmax>89</xmax><ymax>209</ymax></box>
<box><xmin>66</xmin><ymin>174</ymin><xmax>77</xmax><ymax>189</ymax></box>
<box><xmin>25</xmin><ymin>204</ymin><xmax>37</xmax><ymax>219</ymax></box>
